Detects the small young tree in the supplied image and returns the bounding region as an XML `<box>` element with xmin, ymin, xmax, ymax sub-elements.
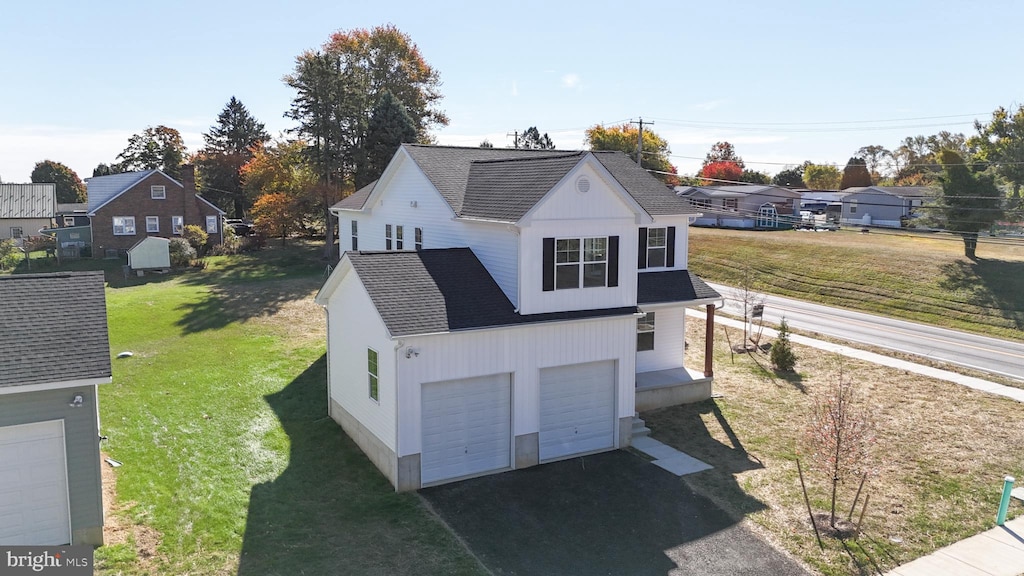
<box><xmin>251</xmin><ymin>192</ymin><xmax>303</xmax><ymax>246</ymax></box>
<box><xmin>732</xmin><ymin>264</ymin><xmax>766</xmax><ymax>350</ymax></box>
<box><xmin>803</xmin><ymin>373</ymin><xmax>876</xmax><ymax>530</ymax></box>
<box><xmin>770</xmin><ymin>318</ymin><xmax>797</xmax><ymax>372</ymax></box>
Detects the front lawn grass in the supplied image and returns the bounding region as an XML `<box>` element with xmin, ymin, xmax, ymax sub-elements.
<box><xmin>643</xmin><ymin>317</ymin><xmax>1024</xmax><ymax>576</ymax></box>
<box><xmin>688</xmin><ymin>227</ymin><xmax>1024</xmax><ymax>341</ymax></box>
<box><xmin>94</xmin><ymin>242</ymin><xmax>483</xmax><ymax>575</ymax></box>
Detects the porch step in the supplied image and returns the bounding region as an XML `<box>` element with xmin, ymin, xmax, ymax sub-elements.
<box><xmin>631</xmin><ymin>415</ymin><xmax>650</xmax><ymax>438</ymax></box>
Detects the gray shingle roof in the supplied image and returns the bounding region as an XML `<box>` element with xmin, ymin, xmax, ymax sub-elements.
<box><xmin>460</xmin><ymin>153</ymin><xmax>587</xmax><ymax>220</ymax></box>
<box><xmin>0</xmin><ymin>272</ymin><xmax>112</xmax><ymax>388</ymax></box>
<box><xmin>637</xmin><ymin>270</ymin><xmax>721</xmax><ymax>305</ymax></box>
<box><xmin>335</xmin><ymin>180</ymin><xmax>376</xmax><ymax>210</ymax></box>
<box><xmin>590</xmin><ymin>152</ymin><xmax>699</xmax><ymax>215</ymax></box>
<box><xmin>348</xmin><ymin>249</ymin><xmax>637</xmax><ymax>337</ymax></box>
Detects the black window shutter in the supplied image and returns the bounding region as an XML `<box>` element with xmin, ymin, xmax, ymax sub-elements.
<box><xmin>608</xmin><ymin>236</ymin><xmax>619</xmax><ymax>287</ymax></box>
<box><xmin>542</xmin><ymin>237</ymin><xmax>555</xmax><ymax>291</ymax></box>
<box><xmin>637</xmin><ymin>227</ymin><xmax>648</xmax><ymax>269</ymax></box>
<box><xmin>666</xmin><ymin>226</ymin><xmax>676</xmax><ymax>268</ymax></box>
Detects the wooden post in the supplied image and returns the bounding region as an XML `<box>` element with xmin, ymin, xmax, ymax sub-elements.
<box><xmin>704</xmin><ymin>304</ymin><xmax>715</xmax><ymax>377</ymax></box>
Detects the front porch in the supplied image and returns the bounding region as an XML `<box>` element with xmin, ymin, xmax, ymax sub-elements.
<box><xmin>635</xmin><ymin>367</ymin><xmax>713</xmax><ymax>411</ymax></box>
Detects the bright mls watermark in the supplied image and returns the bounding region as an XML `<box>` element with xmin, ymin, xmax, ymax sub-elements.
<box><xmin>2</xmin><ymin>546</ymin><xmax>93</xmax><ymax>575</ymax></box>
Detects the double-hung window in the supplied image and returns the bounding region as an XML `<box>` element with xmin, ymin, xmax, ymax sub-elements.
<box><xmin>205</xmin><ymin>215</ymin><xmax>218</xmax><ymax>234</ymax></box>
<box><xmin>646</xmin><ymin>228</ymin><xmax>667</xmax><ymax>268</ymax></box>
<box><xmin>113</xmin><ymin>216</ymin><xmax>136</xmax><ymax>235</ymax></box>
<box><xmin>415</xmin><ymin>227</ymin><xmax>423</xmax><ymax>250</ymax></box>
<box><xmin>637</xmin><ymin>312</ymin><xmax>656</xmax><ymax>351</ymax></box>
<box><xmin>351</xmin><ymin>220</ymin><xmax>358</xmax><ymax>250</ymax></box>
<box><xmin>151</xmin><ymin>185</ymin><xmax>166</xmax><ymax>199</ymax></box>
<box><xmin>146</xmin><ymin>216</ymin><xmax>159</xmax><ymax>233</ymax></box>
<box><xmin>367</xmin><ymin>348</ymin><xmax>379</xmax><ymax>402</ymax></box>
<box><xmin>172</xmin><ymin>216</ymin><xmax>184</xmax><ymax>235</ymax></box>
<box><xmin>386</xmin><ymin>224</ymin><xmax>404</xmax><ymax>250</ymax></box>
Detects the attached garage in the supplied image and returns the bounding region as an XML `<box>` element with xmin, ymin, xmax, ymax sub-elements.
<box><xmin>539</xmin><ymin>360</ymin><xmax>616</xmax><ymax>462</ymax></box>
<box><xmin>0</xmin><ymin>420</ymin><xmax>71</xmax><ymax>545</ymax></box>
<box><xmin>421</xmin><ymin>373</ymin><xmax>512</xmax><ymax>486</ymax></box>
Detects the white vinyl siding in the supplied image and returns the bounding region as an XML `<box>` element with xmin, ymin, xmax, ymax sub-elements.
<box><xmin>112</xmin><ymin>216</ymin><xmax>135</xmax><ymax>235</ymax></box>
<box><xmin>150</xmin><ymin>185</ymin><xmax>165</xmax><ymax>199</ymax></box>
<box><xmin>0</xmin><ymin>421</ymin><xmax>71</xmax><ymax>545</ymax></box>
<box><xmin>539</xmin><ymin>361</ymin><xmax>616</xmax><ymax>462</ymax></box>
<box><xmin>636</xmin><ymin>306</ymin><xmax>687</xmax><ymax>373</ymax></box>
<box><xmin>145</xmin><ymin>216</ymin><xmax>159</xmax><ymax>233</ymax></box>
<box><xmin>205</xmin><ymin>215</ymin><xmax>218</xmax><ymax>234</ymax></box>
<box><xmin>420</xmin><ymin>374</ymin><xmax>511</xmax><ymax>485</ymax></box>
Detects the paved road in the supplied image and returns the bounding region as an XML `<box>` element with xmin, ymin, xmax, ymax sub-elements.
<box><xmin>706</xmin><ymin>282</ymin><xmax>1024</xmax><ymax>383</ymax></box>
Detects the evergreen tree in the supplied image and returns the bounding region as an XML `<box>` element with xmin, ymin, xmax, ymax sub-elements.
<box><xmin>772</xmin><ymin>166</ymin><xmax>807</xmax><ymax>188</ymax></box>
<box><xmin>839</xmin><ymin>157</ymin><xmax>873</xmax><ymax>189</ymax></box>
<box><xmin>30</xmin><ymin>160</ymin><xmax>86</xmax><ymax>203</ymax></box>
<box><xmin>933</xmin><ymin>150</ymin><xmax>1003</xmax><ymax>258</ymax></box>
<box><xmin>357</xmin><ymin>91</ymin><xmax>418</xmax><ymax>188</ymax></box>
<box><xmin>518</xmin><ymin>126</ymin><xmax>555</xmax><ymax>150</ymax></box>
<box><xmin>195</xmin><ymin>97</ymin><xmax>270</xmax><ymax>216</ymax></box>
<box><xmin>770</xmin><ymin>318</ymin><xmax>797</xmax><ymax>372</ymax></box>
<box><xmin>739</xmin><ymin>169</ymin><xmax>770</xmax><ymax>184</ymax></box>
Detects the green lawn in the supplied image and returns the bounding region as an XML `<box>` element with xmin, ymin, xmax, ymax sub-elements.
<box><xmin>76</xmin><ymin>242</ymin><xmax>484</xmax><ymax>575</ymax></box>
<box><xmin>689</xmin><ymin>227</ymin><xmax>1024</xmax><ymax>341</ymax></box>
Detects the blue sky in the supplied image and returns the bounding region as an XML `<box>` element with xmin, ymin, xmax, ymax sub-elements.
<box><xmin>2</xmin><ymin>0</ymin><xmax>1021</xmax><ymax>183</ymax></box>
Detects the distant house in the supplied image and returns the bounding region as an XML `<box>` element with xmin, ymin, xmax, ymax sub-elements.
<box><xmin>0</xmin><ymin>272</ymin><xmax>112</xmax><ymax>546</ymax></box>
<box><xmin>800</xmin><ymin>191</ymin><xmax>849</xmax><ymax>224</ymax></box>
<box><xmin>86</xmin><ymin>165</ymin><xmax>223</xmax><ymax>258</ymax></box>
<box><xmin>840</xmin><ymin>186</ymin><xmax>934</xmax><ymax>228</ymax></box>
<box><xmin>0</xmin><ymin>183</ymin><xmax>56</xmax><ymax>241</ymax></box>
<box><xmin>56</xmin><ymin>203</ymin><xmax>90</xmax><ymax>228</ymax></box>
<box><xmin>675</xmin><ymin>185</ymin><xmax>802</xmax><ymax>229</ymax></box>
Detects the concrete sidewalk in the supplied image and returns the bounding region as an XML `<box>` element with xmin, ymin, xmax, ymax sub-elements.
<box><xmin>689</xmin><ymin>310</ymin><xmax>1024</xmax><ymax>403</ymax></box>
<box><xmin>885</xmin><ymin>516</ymin><xmax>1024</xmax><ymax>576</ymax></box>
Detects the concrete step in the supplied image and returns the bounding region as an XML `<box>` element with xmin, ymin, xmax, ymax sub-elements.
<box><xmin>631</xmin><ymin>415</ymin><xmax>650</xmax><ymax>438</ymax></box>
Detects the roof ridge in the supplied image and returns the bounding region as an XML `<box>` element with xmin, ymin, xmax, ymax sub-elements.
<box><xmin>403</xmin><ymin>143</ymin><xmax>583</xmax><ymax>153</ymax></box>
<box><xmin>470</xmin><ymin>151</ymin><xmax>585</xmax><ymax>165</ymax></box>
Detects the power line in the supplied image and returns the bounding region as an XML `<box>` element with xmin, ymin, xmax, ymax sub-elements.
<box><xmin>647</xmin><ymin>112</ymin><xmax>988</xmax><ymax>128</ymax></box>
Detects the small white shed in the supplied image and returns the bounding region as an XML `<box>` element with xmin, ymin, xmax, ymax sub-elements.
<box><xmin>127</xmin><ymin>236</ymin><xmax>171</xmax><ymax>270</ymax></box>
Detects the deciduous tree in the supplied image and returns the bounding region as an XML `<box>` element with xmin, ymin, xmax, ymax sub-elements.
<box><xmin>839</xmin><ymin>157</ymin><xmax>872</xmax><ymax>189</ymax></box>
<box><xmin>803</xmin><ymin>163</ymin><xmax>841</xmax><ymax>190</ymax></box>
<box><xmin>584</xmin><ymin>123</ymin><xmax>678</xmax><ymax>184</ymax></box>
<box><xmin>855</xmin><ymin>145</ymin><xmax>891</xmax><ymax>181</ymax></box>
<box><xmin>772</xmin><ymin>166</ymin><xmax>807</xmax><ymax>188</ymax></box>
<box><xmin>698</xmin><ymin>161</ymin><xmax>743</xmax><ymax>184</ymax></box>
<box><xmin>250</xmin><ymin>192</ymin><xmax>304</xmax><ymax>246</ymax></box>
<box><xmin>933</xmin><ymin>150</ymin><xmax>1003</xmax><ymax>258</ymax></box>
<box><xmin>702</xmin><ymin>141</ymin><xmax>744</xmax><ymax>169</ymax></box>
<box><xmin>739</xmin><ymin>169</ymin><xmax>770</xmax><ymax>184</ymax></box>
<box><xmin>116</xmin><ymin>126</ymin><xmax>188</xmax><ymax>178</ymax></box>
<box><xmin>970</xmin><ymin>105</ymin><xmax>1024</xmax><ymax>199</ymax></box>
<box><xmin>30</xmin><ymin>160</ymin><xmax>86</xmax><ymax>203</ymax></box>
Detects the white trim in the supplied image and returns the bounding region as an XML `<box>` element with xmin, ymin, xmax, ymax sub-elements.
<box><xmin>387</xmin><ymin>310</ymin><xmax>637</xmax><ymax>340</ymax></box>
<box><xmin>0</xmin><ymin>377</ymin><xmax>111</xmax><ymax>396</ymax></box>
<box><xmin>638</xmin><ymin>297</ymin><xmax>722</xmax><ymax>310</ymax></box>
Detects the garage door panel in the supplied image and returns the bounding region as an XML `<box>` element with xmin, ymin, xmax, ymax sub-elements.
<box><xmin>0</xmin><ymin>421</ymin><xmax>71</xmax><ymax>545</ymax></box>
<box><xmin>421</xmin><ymin>374</ymin><xmax>511</xmax><ymax>486</ymax></box>
<box><xmin>540</xmin><ymin>361</ymin><xmax>616</xmax><ymax>462</ymax></box>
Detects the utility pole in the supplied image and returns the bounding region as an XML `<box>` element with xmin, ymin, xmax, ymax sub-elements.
<box><xmin>630</xmin><ymin>118</ymin><xmax>652</xmax><ymax>167</ymax></box>
<box><xmin>506</xmin><ymin>130</ymin><xmax>519</xmax><ymax>149</ymax></box>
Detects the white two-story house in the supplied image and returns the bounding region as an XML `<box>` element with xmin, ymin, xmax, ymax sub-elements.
<box><xmin>315</xmin><ymin>144</ymin><xmax>722</xmax><ymax>491</ymax></box>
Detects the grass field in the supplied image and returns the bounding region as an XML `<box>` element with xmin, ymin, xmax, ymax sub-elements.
<box><xmin>688</xmin><ymin>227</ymin><xmax>1024</xmax><ymax>341</ymax></box>
<box><xmin>643</xmin><ymin>316</ymin><xmax>1024</xmax><ymax>576</ymax></box>
<box><xmin>75</xmin><ymin>242</ymin><xmax>484</xmax><ymax>575</ymax></box>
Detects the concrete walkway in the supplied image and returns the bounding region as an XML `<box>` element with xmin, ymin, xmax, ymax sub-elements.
<box><xmin>689</xmin><ymin>310</ymin><xmax>1024</xmax><ymax>403</ymax></box>
<box><xmin>630</xmin><ymin>435</ymin><xmax>712</xmax><ymax>476</ymax></box>
<box><xmin>884</xmin><ymin>516</ymin><xmax>1024</xmax><ymax>576</ymax></box>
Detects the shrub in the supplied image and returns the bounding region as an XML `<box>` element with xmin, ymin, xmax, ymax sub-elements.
<box><xmin>168</xmin><ymin>237</ymin><xmax>196</xmax><ymax>267</ymax></box>
<box><xmin>183</xmin><ymin>225</ymin><xmax>209</xmax><ymax>254</ymax></box>
<box><xmin>770</xmin><ymin>318</ymin><xmax>797</xmax><ymax>372</ymax></box>
<box><xmin>210</xmin><ymin>226</ymin><xmax>242</xmax><ymax>256</ymax></box>
<box><xmin>0</xmin><ymin>239</ymin><xmax>20</xmax><ymax>270</ymax></box>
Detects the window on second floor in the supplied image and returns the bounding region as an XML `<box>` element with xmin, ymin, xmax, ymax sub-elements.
<box><xmin>351</xmin><ymin>220</ymin><xmax>358</xmax><ymax>250</ymax></box>
<box><xmin>385</xmin><ymin>224</ymin><xmax>403</xmax><ymax>250</ymax></box>
<box><xmin>415</xmin><ymin>227</ymin><xmax>423</xmax><ymax>250</ymax></box>
<box><xmin>543</xmin><ymin>236</ymin><xmax>619</xmax><ymax>291</ymax></box>
<box><xmin>146</xmin><ymin>216</ymin><xmax>159</xmax><ymax>233</ymax></box>
<box><xmin>637</xmin><ymin>227</ymin><xmax>675</xmax><ymax>269</ymax></box>
<box><xmin>112</xmin><ymin>216</ymin><xmax>135</xmax><ymax>236</ymax></box>
<box><xmin>151</xmin><ymin>185</ymin><xmax>166</xmax><ymax>199</ymax></box>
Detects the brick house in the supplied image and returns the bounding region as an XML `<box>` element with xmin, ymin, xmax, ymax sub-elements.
<box><xmin>86</xmin><ymin>165</ymin><xmax>223</xmax><ymax>257</ymax></box>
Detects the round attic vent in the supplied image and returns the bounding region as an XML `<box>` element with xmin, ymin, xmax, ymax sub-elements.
<box><xmin>576</xmin><ymin>176</ymin><xmax>591</xmax><ymax>194</ymax></box>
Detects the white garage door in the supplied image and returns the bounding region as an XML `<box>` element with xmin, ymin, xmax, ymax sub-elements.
<box><xmin>421</xmin><ymin>373</ymin><xmax>511</xmax><ymax>486</ymax></box>
<box><xmin>540</xmin><ymin>360</ymin><xmax>616</xmax><ymax>462</ymax></box>
<box><xmin>0</xmin><ymin>420</ymin><xmax>71</xmax><ymax>545</ymax></box>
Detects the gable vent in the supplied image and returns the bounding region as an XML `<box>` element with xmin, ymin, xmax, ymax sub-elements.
<box><xmin>576</xmin><ymin>176</ymin><xmax>591</xmax><ymax>194</ymax></box>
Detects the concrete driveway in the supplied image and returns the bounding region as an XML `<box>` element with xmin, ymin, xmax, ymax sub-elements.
<box><xmin>421</xmin><ymin>450</ymin><xmax>809</xmax><ymax>576</ymax></box>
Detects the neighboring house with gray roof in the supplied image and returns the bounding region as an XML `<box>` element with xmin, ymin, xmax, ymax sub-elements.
<box><xmin>0</xmin><ymin>183</ymin><xmax>56</xmax><ymax>241</ymax></box>
<box><xmin>839</xmin><ymin>186</ymin><xmax>935</xmax><ymax>228</ymax></box>
<box><xmin>316</xmin><ymin>144</ymin><xmax>722</xmax><ymax>491</ymax></box>
<box><xmin>675</xmin><ymin>185</ymin><xmax>802</xmax><ymax>229</ymax></box>
<box><xmin>0</xmin><ymin>271</ymin><xmax>111</xmax><ymax>546</ymax></box>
